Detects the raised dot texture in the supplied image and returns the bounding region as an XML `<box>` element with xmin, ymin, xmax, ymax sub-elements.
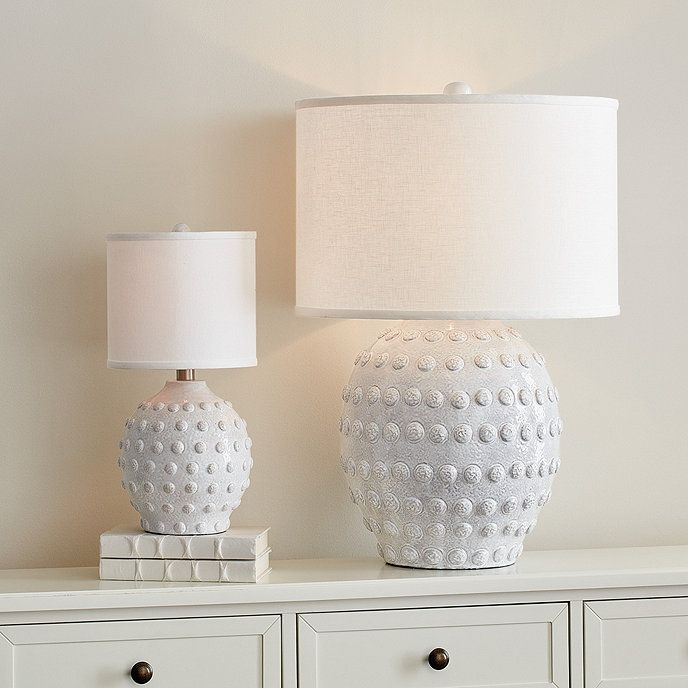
<box><xmin>383</xmin><ymin>493</ymin><xmax>400</xmax><ymax>512</ymax></box>
<box><xmin>403</xmin><ymin>497</ymin><xmax>423</xmax><ymax>515</ymax></box>
<box><xmin>372</xmin><ymin>461</ymin><xmax>388</xmax><ymax>481</ymax></box>
<box><xmin>499</xmin><ymin>423</ymin><xmax>517</xmax><ymax>442</ymax></box>
<box><xmin>478</xmin><ymin>424</ymin><xmax>497</xmax><ymax>443</ymax></box>
<box><xmin>445</xmin><ymin>356</ymin><xmax>464</xmax><ymax>371</ymax></box>
<box><xmin>475</xmin><ymin>388</ymin><xmax>493</xmax><ymax>406</ymax></box>
<box><xmin>474</xmin><ymin>354</ymin><xmax>492</xmax><ymax>369</ymax></box>
<box><xmin>365</xmin><ymin>422</ymin><xmax>380</xmax><ymax>443</ymax></box>
<box><xmin>403</xmin><ymin>388</ymin><xmax>422</xmax><ymax>406</ymax></box>
<box><xmin>454</xmin><ymin>523</ymin><xmax>473</xmax><ymax>540</ymax></box>
<box><xmin>482</xmin><ymin>523</ymin><xmax>498</xmax><ymax>538</ymax></box>
<box><xmin>383</xmin><ymin>387</ymin><xmax>400</xmax><ymax>406</ymax></box>
<box><xmin>383</xmin><ymin>422</ymin><xmax>400</xmax><ymax>443</ymax></box>
<box><xmin>425</xmin><ymin>390</ymin><xmax>444</xmax><ymax>408</ymax></box>
<box><xmin>334</xmin><ymin>321</ymin><xmax>559</xmax><ymax>570</ymax></box>
<box><xmin>510</xmin><ymin>461</ymin><xmax>526</xmax><ymax>479</ymax></box>
<box><xmin>422</xmin><ymin>548</ymin><xmax>442</xmax><ymax>566</ymax></box>
<box><xmin>448</xmin><ymin>330</ymin><xmax>467</xmax><ymax>342</ymax></box>
<box><xmin>488</xmin><ymin>464</ymin><xmax>505</xmax><ymax>483</ymax></box>
<box><xmin>401</xmin><ymin>545</ymin><xmax>419</xmax><ymax>563</ymax></box>
<box><xmin>438</xmin><ymin>464</ymin><xmax>457</xmax><ymax>484</ymax></box>
<box><xmin>418</xmin><ymin>355</ymin><xmax>437</xmax><ymax>372</ymax></box>
<box><xmin>366</xmin><ymin>386</ymin><xmax>381</xmax><ymax>404</ymax></box>
<box><xmin>447</xmin><ymin>548</ymin><xmax>467</xmax><ymax>566</ymax></box>
<box><xmin>426</xmin><ymin>498</ymin><xmax>447</xmax><ymax>516</ymax></box>
<box><xmin>413</xmin><ymin>463</ymin><xmax>433</xmax><ymax>483</ymax></box>
<box><xmin>404</xmin><ymin>523</ymin><xmax>423</xmax><ymax>540</ymax></box>
<box><xmin>391</xmin><ymin>354</ymin><xmax>409</xmax><ymax>370</ymax></box>
<box><xmin>374</xmin><ymin>353</ymin><xmax>389</xmax><ymax>368</ymax></box>
<box><xmin>472</xmin><ymin>549</ymin><xmax>490</xmax><ymax>566</ymax></box>
<box><xmin>463</xmin><ymin>464</ymin><xmax>482</xmax><ymax>484</ymax></box>
<box><xmin>453</xmin><ymin>424</ymin><xmax>472</xmax><ymax>443</ymax></box>
<box><xmin>405</xmin><ymin>422</ymin><xmax>425</xmax><ymax>443</ymax></box>
<box><xmin>477</xmin><ymin>498</ymin><xmax>497</xmax><ymax>516</ymax></box>
<box><xmin>392</xmin><ymin>462</ymin><xmax>410</xmax><ymax>481</ymax></box>
<box><xmin>428</xmin><ymin>424</ymin><xmax>448</xmax><ymax>444</ymax></box>
<box><xmin>454</xmin><ymin>498</ymin><xmax>473</xmax><ymax>516</ymax></box>
<box><xmin>450</xmin><ymin>391</ymin><xmax>470</xmax><ymax>409</ymax></box>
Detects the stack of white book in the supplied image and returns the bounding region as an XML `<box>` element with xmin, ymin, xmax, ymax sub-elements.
<box><xmin>99</xmin><ymin>525</ymin><xmax>271</xmax><ymax>583</ymax></box>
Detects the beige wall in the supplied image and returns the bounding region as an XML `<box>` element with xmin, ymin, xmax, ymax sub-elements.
<box><xmin>1</xmin><ymin>0</ymin><xmax>686</xmax><ymax>568</ymax></box>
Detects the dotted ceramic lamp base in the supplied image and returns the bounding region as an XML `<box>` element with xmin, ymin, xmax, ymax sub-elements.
<box><xmin>339</xmin><ymin>321</ymin><xmax>561</xmax><ymax>570</ymax></box>
<box><xmin>117</xmin><ymin>380</ymin><xmax>253</xmax><ymax>535</ymax></box>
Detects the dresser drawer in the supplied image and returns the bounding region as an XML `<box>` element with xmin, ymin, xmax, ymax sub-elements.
<box><xmin>298</xmin><ymin>603</ymin><xmax>568</xmax><ymax>687</ymax></box>
<box><xmin>0</xmin><ymin>615</ymin><xmax>280</xmax><ymax>687</ymax></box>
<box><xmin>585</xmin><ymin>597</ymin><xmax>688</xmax><ymax>687</ymax></box>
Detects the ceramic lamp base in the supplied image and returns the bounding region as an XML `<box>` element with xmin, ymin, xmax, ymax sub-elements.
<box><xmin>117</xmin><ymin>380</ymin><xmax>253</xmax><ymax>535</ymax></box>
<box><xmin>339</xmin><ymin>321</ymin><xmax>561</xmax><ymax>569</ymax></box>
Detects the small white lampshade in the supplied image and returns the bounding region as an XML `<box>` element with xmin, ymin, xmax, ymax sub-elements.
<box><xmin>107</xmin><ymin>231</ymin><xmax>256</xmax><ymax>369</ymax></box>
<box><xmin>296</xmin><ymin>92</ymin><xmax>618</xmax><ymax>319</ymax></box>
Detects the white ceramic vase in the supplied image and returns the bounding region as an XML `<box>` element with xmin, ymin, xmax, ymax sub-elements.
<box><xmin>339</xmin><ymin>321</ymin><xmax>561</xmax><ymax>569</ymax></box>
<box><xmin>118</xmin><ymin>380</ymin><xmax>253</xmax><ymax>535</ymax></box>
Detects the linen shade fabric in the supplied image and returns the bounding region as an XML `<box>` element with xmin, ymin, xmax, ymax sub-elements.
<box><xmin>295</xmin><ymin>92</ymin><xmax>618</xmax><ymax>319</ymax></box>
<box><xmin>107</xmin><ymin>231</ymin><xmax>256</xmax><ymax>369</ymax></box>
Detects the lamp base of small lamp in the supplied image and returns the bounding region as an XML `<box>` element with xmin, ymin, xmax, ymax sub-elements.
<box><xmin>339</xmin><ymin>320</ymin><xmax>561</xmax><ymax>569</ymax></box>
<box><xmin>117</xmin><ymin>380</ymin><xmax>253</xmax><ymax>535</ymax></box>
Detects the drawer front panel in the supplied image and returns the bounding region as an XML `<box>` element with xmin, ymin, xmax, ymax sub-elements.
<box><xmin>0</xmin><ymin>615</ymin><xmax>280</xmax><ymax>688</ymax></box>
<box><xmin>585</xmin><ymin>597</ymin><xmax>688</xmax><ymax>687</ymax></box>
<box><xmin>299</xmin><ymin>603</ymin><xmax>568</xmax><ymax>688</ymax></box>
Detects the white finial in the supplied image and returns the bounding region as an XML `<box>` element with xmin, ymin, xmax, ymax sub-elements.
<box><xmin>443</xmin><ymin>82</ymin><xmax>473</xmax><ymax>95</ymax></box>
<box><xmin>172</xmin><ymin>223</ymin><xmax>190</xmax><ymax>232</ymax></box>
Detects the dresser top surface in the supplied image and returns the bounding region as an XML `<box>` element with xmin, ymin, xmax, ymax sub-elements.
<box><xmin>1</xmin><ymin>545</ymin><xmax>688</xmax><ymax>613</ymax></box>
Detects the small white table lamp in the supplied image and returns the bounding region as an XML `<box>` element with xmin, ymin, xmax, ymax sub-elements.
<box><xmin>296</xmin><ymin>83</ymin><xmax>618</xmax><ymax>569</ymax></box>
<box><xmin>107</xmin><ymin>225</ymin><xmax>256</xmax><ymax>535</ymax></box>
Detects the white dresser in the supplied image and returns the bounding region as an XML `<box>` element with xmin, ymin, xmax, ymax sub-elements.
<box><xmin>1</xmin><ymin>545</ymin><xmax>688</xmax><ymax>687</ymax></box>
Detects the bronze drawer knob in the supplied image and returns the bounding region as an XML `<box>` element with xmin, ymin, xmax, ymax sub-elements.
<box><xmin>130</xmin><ymin>661</ymin><xmax>153</xmax><ymax>684</ymax></box>
<box><xmin>428</xmin><ymin>647</ymin><xmax>450</xmax><ymax>670</ymax></box>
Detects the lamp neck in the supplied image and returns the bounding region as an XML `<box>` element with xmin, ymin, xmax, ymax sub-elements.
<box><xmin>175</xmin><ymin>369</ymin><xmax>196</xmax><ymax>382</ymax></box>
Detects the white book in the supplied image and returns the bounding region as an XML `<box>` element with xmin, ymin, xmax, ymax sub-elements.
<box><xmin>99</xmin><ymin>549</ymin><xmax>271</xmax><ymax>583</ymax></box>
<box><xmin>100</xmin><ymin>525</ymin><xmax>269</xmax><ymax>561</ymax></box>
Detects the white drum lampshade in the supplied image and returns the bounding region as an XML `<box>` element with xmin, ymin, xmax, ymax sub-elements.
<box><xmin>106</xmin><ymin>228</ymin><xmax>257</xmax><ymax>536</ymax></box>
<box><xmin>107</xmin><ymin>231</ymin><xmax>256</xmax><ymax>369</ymax></box>
<box><xmin>296</xmin><ymin>90</ymin><xmax>617</xmax><ymax>319</ymax></box>
<box><xmin>295</xmin><ymin>84</ymin><xmax>618</xmax><ymax>570</ymax></box>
